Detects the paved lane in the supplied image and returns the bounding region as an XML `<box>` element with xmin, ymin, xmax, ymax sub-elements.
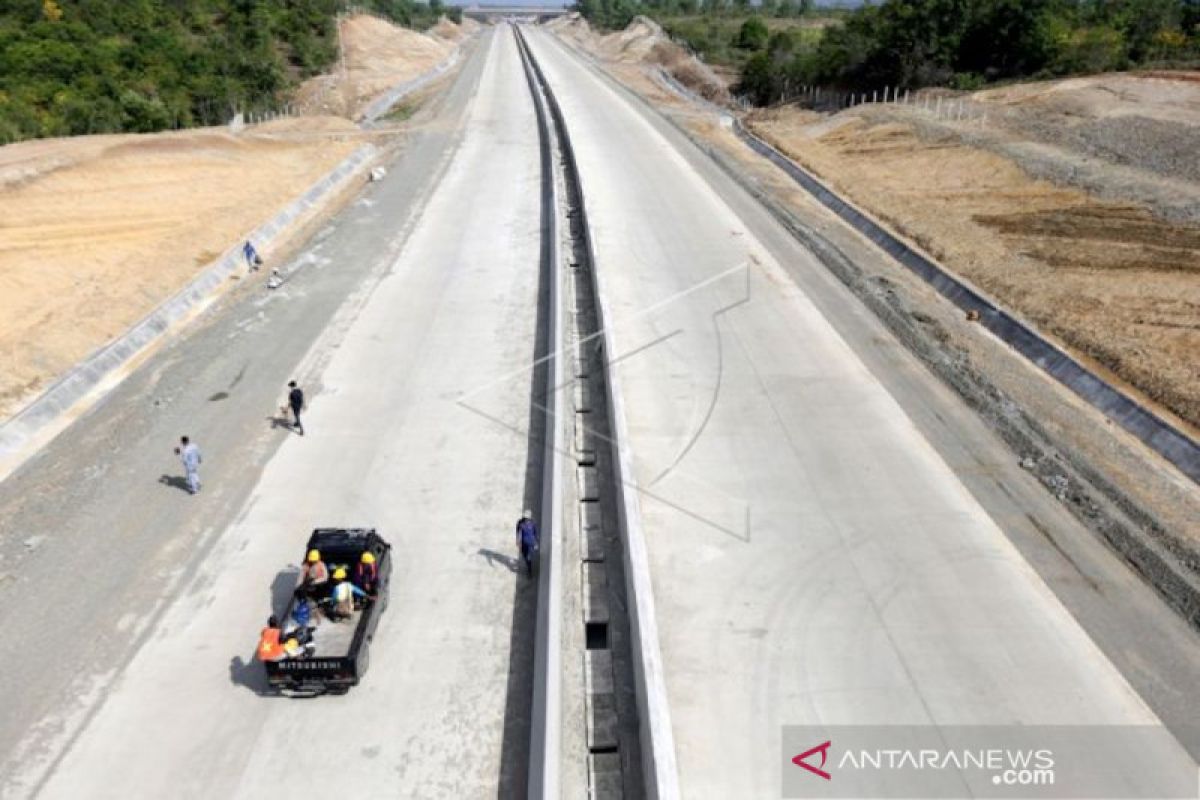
<box><xmin>523</xmin><ymin>28</ymin><xmax>1198</xmax><ymax>797</ymax></box>
<box><xmin>34</xmin><ymin>27</ymin><xmax>542</xmax><ymax>798</ymax></box>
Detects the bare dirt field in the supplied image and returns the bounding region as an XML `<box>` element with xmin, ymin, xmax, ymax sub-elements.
<box><xmin>0</xmin><ymin>122</ymin><xmax>366</xmax><ymax>418</ymax></box>
<box><xmin>296</xmin><ymin>14</ymin><xmax>468</xmax><ymax>119</ymax></box>
<box><xmin>747</xmin><ymin>72</ymin><xmax>1200</xmax><ymax>432</ymax></box>
<box><xmin>0</xmin><ymin>14</ymin><xmax>467</xmax><ymax>422</ymax></box>
<box><xmin>547</xmin><ymin>13</ymin><xmax>729</xmax><ymax>103</ymax></box>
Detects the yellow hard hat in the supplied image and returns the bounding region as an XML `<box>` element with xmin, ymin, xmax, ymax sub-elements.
<box><xmin>361</xmin><ymin>552</ymin><xmax>376</xmax><ymax>564</ymax></box>
<box><xmin>333</xmin><ymin>567</ymin><xmax>347</xmax><ymax>580</ymax></box>
<box><xmin>285</xmin><ymin>638</ymin><xmax>299</xmax><ymax>649</ymax></box>
<box><xmin>307</xmin><ymin>550</ymin><xmax>320</xmax><ymax>563</ymax></box>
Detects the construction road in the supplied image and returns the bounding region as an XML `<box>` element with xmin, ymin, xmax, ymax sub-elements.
<box><xmin>2</xmin><ymin>21</ymin><xmax>1200</xmax><ymax>800</ymax></box>
<box><xmin>3</xmin><ymin>27</ymin><xmax>542</xmax><ymax>798</ymax></box>
<box><xmin>522</xmin><ymin>25</ymin><xmax>1200</xmax><ymax>799</ymax></box>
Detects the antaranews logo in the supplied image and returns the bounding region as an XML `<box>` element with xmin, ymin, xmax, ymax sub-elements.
<box><xmin>792</xmin><ymin>740</ymin><xmax>832</xmax><ymax>781</ymax></box>
<box><xmin>782</xmin><ymin>725</ymin><xmax>1197</xmax><ymax>799</ymax></box>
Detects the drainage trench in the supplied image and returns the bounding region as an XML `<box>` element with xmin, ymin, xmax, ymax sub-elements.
<box><xmin>515</xmin><ymin>27</ymin><xmax>646</xmax><ymax>800</ymax></box>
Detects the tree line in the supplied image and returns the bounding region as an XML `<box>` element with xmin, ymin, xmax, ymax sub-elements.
<box><xmin>738</xmin><ymin>0</ymin><xmax>1199</xmax><ymax>105</ymax></box>
<box><xmin>575</xmin><ymin>0</ymin><xmax>818</xmax><ymax>31</ymax></box>
<box><xmin>0</xmin><ymin>0</ymin><xmax>456</xmax><ymax>143</ymax></box>
<box><xmin>575</xmin><ymin>0</ymin><xmax>1200</xmax><ymax>106</ymax></box>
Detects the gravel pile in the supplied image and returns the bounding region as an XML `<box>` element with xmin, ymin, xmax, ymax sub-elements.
<box><xmin>1010</xmin><ymin>112</ymin><xmax>1200</xmax><ymax>185</ymax></box>
<box><xmin>890</xmin><ymin>101</ymin><xmax>1200</xmax><ymax>226</ymax></box>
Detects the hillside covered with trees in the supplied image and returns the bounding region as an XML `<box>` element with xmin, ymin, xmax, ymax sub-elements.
<box><xmin>0</xmin><ymin>0</ymin><xmax>455</xmax><ymax>143</ymax></box>
<box><xmin>576</xmin><ymin>0</ymin><xmax>1200</xmax><ymax>106</ymax></box>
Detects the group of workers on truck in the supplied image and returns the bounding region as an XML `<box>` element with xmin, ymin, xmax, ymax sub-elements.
<box><xmin>257</xmin><ymin>548</ymin><xmax>379</xmax><ymax>662</ymax></box>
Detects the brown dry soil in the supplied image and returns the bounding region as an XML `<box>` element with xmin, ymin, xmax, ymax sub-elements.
<box><xmin>295</xmin><ymin>14</ymin><xmax>470</xmax><ymax>119</ymax></box>
<box><xmin>0</xmin><ymin>122</ymin><xmax>367</xmax><ymax>418</ymax></box>
<box><xmin>748</xmin><ymin>105</ymin><xmax>1200</xmax><ymax>433</ymax></box>
<box><xmin>0</xmin><ymin>14</ymin><xmax>466</xmax><ymax>422</ymax></box>
<box><xmin>546</xmin><ymin>13</ymin><xmax>729</xmax><ymax>104</ymax></box>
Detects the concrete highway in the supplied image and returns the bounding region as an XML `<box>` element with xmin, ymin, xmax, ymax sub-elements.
<box><xmin>4</xmin><ymin>19</ymin><xmax>1200</xmax><ymax>800</ymax></box>
<box><xmin>2</xmin><ymin>27</ymin><xmax>544</xmax><ymax>798</ymax></box>
<box><xmin>523</xmin><ymin>27</ymin><xmax>1200</xmax><ymax>797</ymax></box>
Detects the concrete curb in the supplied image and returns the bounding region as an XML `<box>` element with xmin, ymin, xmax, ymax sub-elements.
<box><xmin>521</xmin><ymin>28</ymin><xmax>681</xmax><ymax>800</ymax></box>
<box><xmin>360</xmin><ymin>50</ymin><xmax>462</xmax><ymax>126</ymax></box>
<box><xmin>732</xmin><ymin>120</ymin><xmax>1200</xmax><ymax>486</ymax></box>
<box><xmin>0</xmin><ymin>144</ymin><xmax>378</xmax><ymax>478</ymax></box>
<box><xmin>516</xmin><ymin>26</ymin><xmax>564</xmax><ymax>800</ymax></box>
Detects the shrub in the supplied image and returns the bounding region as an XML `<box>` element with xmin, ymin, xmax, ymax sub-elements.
<box><xmin>735</xmin><ymin>16</ymin><xmax>768</xmax><ymax>50</ymax></box>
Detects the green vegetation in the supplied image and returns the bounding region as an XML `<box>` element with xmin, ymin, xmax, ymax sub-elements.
<box><xmin>576</xmin><ymin>0</ymin><xmax>830</xmax><ymax>71</ymax></box>
<box><xmin>658</xmin><ymin>14</ymin><xmax>827</xmax><ymax>70</ymax></box>
<box><xmin>0</xmin><ymin>0</ymin><xmax>454</xmax><ymax>143</ymax></box>
<box><xmin>576</xmin><ymin>0</ymin><xmax>1200</xmax><ymax>106</ymax></box>
<box><xmin>383</xmin><ymin>97</ymin><xmax>422</xmax><ymax>121</ymax></box>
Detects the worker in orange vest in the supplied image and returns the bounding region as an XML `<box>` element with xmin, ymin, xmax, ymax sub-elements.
<box><xmin>257</xmin><ymin>616</ymin><xmax>287</xmax><ymax>662</ymax></box>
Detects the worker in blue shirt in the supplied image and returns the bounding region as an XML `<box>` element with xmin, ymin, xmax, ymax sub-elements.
<box><xmin>243</xmin><ymin>240</ymin><xmax>262</xmax><ymax>271</ymax></box>
<box><xmin>515</xmin><ymin>510</ymin><xmax>539</xmax><ymax>577</ymax></box>
<box><xmin>329</xmin><ymin>567</ymin><xmax>369</xmax><ymax>619</ymax></box>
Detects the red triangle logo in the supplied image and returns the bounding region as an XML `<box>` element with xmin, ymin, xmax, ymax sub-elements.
<box><xmin>792</xmin><ymin>740</ymin><xmax>832</xmax><ymax>780</ymax></box>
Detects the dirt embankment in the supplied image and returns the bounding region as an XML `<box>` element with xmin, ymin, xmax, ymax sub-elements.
<box><xmin>0</xmin><ymin>122</ymin><xmax>366</xmax><ymax>418</ymax></box>
<box><xmin>295</xmin><ymin>14</ymin><xmax>465</xmax><ymax>119</ymax></box>
<box><xmin>747</xmin><ymin>72</ymin><xmax>1200</xmax><ymax>432</ymax></box>
<box><xmin>547</xmin><ymin>13</ymin><xmax>730</xmax><ymax>104</ymax></box>
<box><xmin>0</xmin><ymin>14</ymin><xmax>464</xmax><ymax>422</ymax></box>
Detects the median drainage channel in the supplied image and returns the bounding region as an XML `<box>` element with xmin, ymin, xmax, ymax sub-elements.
<box><xmin>515</xmin><ymin>27</ymin><xmax>646</xmax><ymax>799</ymax></box>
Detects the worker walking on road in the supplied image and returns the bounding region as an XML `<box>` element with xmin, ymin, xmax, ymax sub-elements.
<box><xmin>287</xmin><ymin>381</ymin><xmax>305</xmax><ymax>436</ymax></box>
<box><xmin>516</xmin><ymin>510</ymin><xmax>539</xmax><ymax>577</ymax></box>
<box><xmin>243</xmin><ymin>240</ymin><xmax>262</xmax><ymax>271</ymax></box>
<box><xmin>175</xmin><ymin>436</ymin><xmax>202</xmax><ymax>494</ymax></box>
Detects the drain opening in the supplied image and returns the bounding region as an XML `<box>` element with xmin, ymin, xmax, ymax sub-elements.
<box><xmin>586</xmin><ymin>621</ymin><xmax>610</xmax><ymax>650</ymax></box>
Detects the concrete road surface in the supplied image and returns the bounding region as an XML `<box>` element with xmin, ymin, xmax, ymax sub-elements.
<box><xmin>3</xmin><ymin>27</ymin><xmax>544</xmax><ymax>798</ymax></box>
<box><xmin>523</xmin><ymin>28</ymin><xmax>1200</xmax><ymax>797</ymax></box>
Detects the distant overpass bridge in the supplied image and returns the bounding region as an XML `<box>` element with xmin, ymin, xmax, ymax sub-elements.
<box><xmin>460</xmin><ymin>5</ymin><xmax>569</xmax><ymax>22</ymax></box>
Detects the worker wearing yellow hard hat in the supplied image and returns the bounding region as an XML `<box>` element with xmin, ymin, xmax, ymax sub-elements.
<box><xmin>355</xmin><ymin>551</ymin><xmax>380</xmax><ymax>595</ymax></box>
<box><xmin>330</xmin><ymin>564</ymin><xmax>369</xmax><ymax>620</ymax></box>
<box><xmin>299</xmin><ymin>548</ymin><xmax>329</xmax><ymax>596</ymax></box>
